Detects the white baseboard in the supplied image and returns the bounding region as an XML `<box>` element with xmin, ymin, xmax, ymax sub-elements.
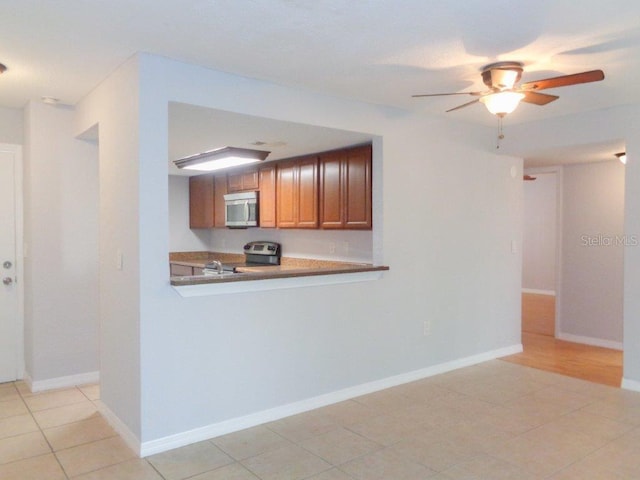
<box><xmin>139</xmin><ymin>343</ymin><xmax>522</xmax><ymax>457</ymax></box>
<box><xmin>24</xmin><ymin>371</ymin><xmax>100</xmax><ymax>393</ymax></box>
<box><xmin>97</xmin><ymin>402</ymin><xmax>141</xmax><ymax>456</ymax></box>
<box><xmin>522</xmin><ymin>288</ymin><xmax>556</xmax><ymax>296</ymax></box>
<box><xmin>557</xmin><ymin>332</ymin><xmax>623</xmax><ymax>351</ymax></box>
<box><xmin>622</xmin><ymin>378</ymin><xmax>640</xmax><ymax>392</ymax></box>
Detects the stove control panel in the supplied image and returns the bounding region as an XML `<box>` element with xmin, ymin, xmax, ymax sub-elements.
<box><xmin>243</xmin><ymin>241</ymin><xmax>281</xmax><ymax>257</ymax></box>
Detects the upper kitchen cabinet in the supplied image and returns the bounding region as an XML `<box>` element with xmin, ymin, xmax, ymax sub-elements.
<box><xmin>227</xmin><ymin>169</ymin><xmax>259</xmax><ymax>192</ymax></box>
<box><xmin>189</xmin><ymin>174</ymin><xmax>215</xmax><ymax>228</ymax></box>
<box><xmin>213</xmin><ymin>174</ymin><xmax>227</xmax><ymax>228</ymax></box>
<box><xmin>277</xmin><ymin>156</ymin><xmax>319</xmax><ymax>229</ymax></box>
<box><xmin>187</xmin><ymin>144</ymin><xmax>370</xmax><ymax>230</ymax></box>
<box><xmin>259</xmin><ymin>165</ymin><xmax>277</xmax><ymax>228</ymax></box>
<box><xmin>189</xmin><ymin>173</ymin><xmax>226</xmax><ymax>228</ymax></box>
<box><xmin>319</xmin><ymin>144</ymin><xmax>372</xmax><ymax>230</ymax></box>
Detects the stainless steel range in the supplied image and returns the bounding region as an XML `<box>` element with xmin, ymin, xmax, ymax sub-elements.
<box><xmin>204</xmin><ymin>241</ymin><xmax>281</xmax><ymax>274</ymax></box>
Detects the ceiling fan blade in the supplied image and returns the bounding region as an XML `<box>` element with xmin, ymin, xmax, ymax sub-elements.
<box><xmin>446</xmin><ymin>99</ymin><xmax>480</xmax><ymax>112</ymax></box>
<box><xmin>412</xmin><ymin>91</ymin><xmax>484</xmax><ymax>98</ymax></box>
<box><xmin>521</xmin><ymin>91</ymin><xmax>559</xmax><ymax>105</ymax></box>
<box><xmin>520</xmin><ymin>70</ymin><xmax>604</xmax><ymax>91</ymax></box>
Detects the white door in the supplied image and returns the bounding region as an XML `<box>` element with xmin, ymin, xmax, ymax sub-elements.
<box><xmin>0</xmin><ymin>145</ymin><xmax>22</xmax><ymax>383</ymax></box>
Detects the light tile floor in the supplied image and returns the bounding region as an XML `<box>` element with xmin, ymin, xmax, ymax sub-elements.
<box><xmin>2</xmin><ymin>360</ymin><xmax>640</xmax><ymax>479</ymax></box>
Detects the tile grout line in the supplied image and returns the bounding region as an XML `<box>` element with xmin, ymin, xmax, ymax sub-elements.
<box><xmin>59</xmin><ymin>387</ymin><xmax>136</xmax><ymax>479</ymax></box>
<box><xmin>15</xmin><ymin>381</ymin><xmax>71</xmax><ymax>479</ymax></box>
<box><xmin>143</xmin><ymin>458</ymin><xmax>169</xmax><ymax>480</ymax></box>
<box><xmin>13</xmin><ymin>382</ymin><xmax>132</xmax><ymax>479</ymax></box>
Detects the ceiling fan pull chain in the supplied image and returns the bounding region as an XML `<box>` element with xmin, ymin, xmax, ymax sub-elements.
<box><xmin>496</xmin><ymin>115</ymin><xmax>505</xmax><ymax>149</ymax></box>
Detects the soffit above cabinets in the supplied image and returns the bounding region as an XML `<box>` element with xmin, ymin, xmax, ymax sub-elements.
<box><xmin>168</xmin><ymin>102</ymin><xmax>374</xmax><ymax>176</ymax></box>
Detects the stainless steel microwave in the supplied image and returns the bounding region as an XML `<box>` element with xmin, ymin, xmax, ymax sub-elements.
<box><xmin>224</xmin><ymin>191</ymin><xmax>258</xmax><ymax>228</ymax></box>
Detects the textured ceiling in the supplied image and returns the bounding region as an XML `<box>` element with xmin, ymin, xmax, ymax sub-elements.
<box><xmin>1</xmin><ymin>0</ymin><xmax>639</xmax><ymax>128</ymax></box>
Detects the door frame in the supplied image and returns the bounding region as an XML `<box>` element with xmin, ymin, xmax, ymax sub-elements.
<box><xmin>1</xmin><ymin>143</ymin><xmax>24</xmax><ymax>380</ymax></box>
<box><xmin>522</xmin><ymin>165</ymin><xmax>563</xmax><ymax>337</ymax></box>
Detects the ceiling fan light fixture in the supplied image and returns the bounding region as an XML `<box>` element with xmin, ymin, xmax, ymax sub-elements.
<box><xmin>615</xmin><ymin>152</ymin><xmax>627</xmax><ymax>164</ymax></box>
<box><xmin>490</xmin><ymin>69</ymin><xmax>520</xmax><ymax>89</ymax></box>
<box><xmin>174</xmin><ymin>146</ymin><xmax>270</xmax><ymax>172</ymax></box>
<box><xmin>480</xmin><ymin>91</ymin><xmax>525</xmax><ymax>116</ymax></box>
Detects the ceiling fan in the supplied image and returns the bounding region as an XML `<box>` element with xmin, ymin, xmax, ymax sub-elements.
<box><xmin>412</xmin><ymin>61</ymin><xmax>605</xmax><ymax>117</ymax></box>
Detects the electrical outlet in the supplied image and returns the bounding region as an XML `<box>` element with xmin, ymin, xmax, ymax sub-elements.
<box><xmin>343</xmin><ymin>242</ymin><xmax>350</xmax><ymax>254</ymax></box>
<box><xmin>423</xmin><ymin>320</ymin><xmax>431</xmax><ymax>336</ymax></box>
<box><xmin>329</xmin><ymin>242</ymin><xmax>336</xmax><ymax>254</ymax></box>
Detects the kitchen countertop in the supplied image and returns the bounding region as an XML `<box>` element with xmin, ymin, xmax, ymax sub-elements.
<box><xmin>169</xmin><ymin>251</ymin><xmax>389</xmax><ymax>286</ymax></box>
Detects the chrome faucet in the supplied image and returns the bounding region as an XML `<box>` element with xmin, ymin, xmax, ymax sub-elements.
<box><xmin>210</xmin><ymin>260</ymin><xmax>223</xmax><ymax>274</ymax></box>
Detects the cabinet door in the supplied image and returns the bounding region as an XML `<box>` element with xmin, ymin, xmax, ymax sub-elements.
<box><xmin>170</xmin><ymin>264</ymin><xmax>193</xmax><ymax>276</ymax></box>
<box><xmin>319</xmin><ymin>151</ymin><xmax>343</xmax><ymax>229</ymax></box>
<box><xmin>296</xmin><ymin>157</ymin><xmax>319</xmax><ymax>228</ymax></box>
<box><xmin>259</xmin><ymin>165</ymin><xmax>277</xmax><ymax>228</ymax></box>
<box><xmin>276</xmin><ymin>161</ymin><xmax>297</xmax><ymax>228</ymax></box>
<box><xmin>213</xmin><ymin>175</ymin><xmax>228</xmax><ymax>228</ymax></box>
<box><xmin>227</xmin><ymin>169</ymin><xmax>258</xmax><ymax>192</ymax></box>
<box><xmin>226</xmin><ymin>172</ymin><xmax>243</xmax><ymax>192</ymax></box>
<box><xmin>242</xmin><ymin>170</ymin><xmax>259</xmax><ymax>190</ymax></box>
<box><xmin>344</xmin><ymin>145</ymin><xmax>372</xmax><ymax>229</ymax></box>
<box><xmin>189</xmin><ymin>175</ymin><xmax>215</xmax><ymax>229</ymax></box>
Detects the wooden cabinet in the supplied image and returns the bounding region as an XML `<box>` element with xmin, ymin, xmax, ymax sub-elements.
<box><xmin>213</xmin><ymin>175</ymin><xmax>227</xmax><ymax>228</ymax></box>
<box><xmin>276</xmin><ymin>161</ymin><xmax>296</xmax><ymax>228</ymax></box>
<box><xmin>318</xmin><ymin>151</ymin><xmax>343</xmax><ymax>229</ymax></box>
<box><xmin>189</xmin><ymin>174</ymin><xmax>227</xmax><ymax>229</ymax></box>
<box><xmin>188</xmin><ymin>144</ymin><xmax>371</xmax><ymax>231</ymax></box>
<box><xmin>319</xmin><ymin>145</ymin><xmax>372</xmax><ymax>229</ymax></box>
<box><xmin>189</xmin><ymin>175</ymin><xmax>215</xmax><ymax>229</ymax></box>
<box><xmin>227</xmin><ymin>169</ymin><xmax>259</xmax><ymax>192</ymax></box>
<box><xmin>259</xmin><ymin>165</ymin><xmax>277</xmax><ymax>228</ymax></box>
<box><xmin>276</xmin><ymin>156</ymin><xmax>319</xmax><ymax>228</ymax></box>
<box><xmin>170</xmin><ymin>263</ymin><xmax>204</xmax><ymax>276</ymax></box>
<box><xmin>344</xmin><ymin>145</ymin><xmax>372</xmax><ymax>229</ymax></box>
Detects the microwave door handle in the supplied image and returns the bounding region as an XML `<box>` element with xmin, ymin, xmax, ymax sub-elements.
<box><xmin>244</xmin><ymin>200</ymin><xmax>249</xmax><ymax>222</ymax></box>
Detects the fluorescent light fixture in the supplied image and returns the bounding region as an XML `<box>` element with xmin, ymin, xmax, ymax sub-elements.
<box><xmin>480</xmin><ymin>91</ymin><xmax>525</xmax><ymax>116</ymax></box>
<box><xmin>174</xmin><ymin>146</ymin><xmax>270</xmax><ymax>172</ymax></box>
<box><xmin>615</xmin><ymin>152</ymin><xmax>627</xmax><ymax>164</ymax></box>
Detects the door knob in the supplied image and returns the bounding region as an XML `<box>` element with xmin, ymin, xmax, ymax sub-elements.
<box><xmin>3</xmin><ymin>277</ymin><xmax>12</xmax><ymax>285</ymax></box>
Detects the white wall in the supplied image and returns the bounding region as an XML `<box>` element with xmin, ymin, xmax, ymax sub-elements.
<box><xmin>74</xmin><ymin>57</ymin><xmax>143</xmax><ymax>440</ymax></box>
<box><xmin>501</xmin><ymin>104</ymin><xmax>640</xmax><ymax>384</ymax></box>
<box><xmin>522</xmin><ymin>172</ymin><xmax>557</xmax><ymax>292</ymax></box>
<box><xmin>0</xmin><ymin>106</ymin><xmax>23</xmax><ymax>145</ymax></box>
<box><xmin>168</xmin><ymin>174</ymin><xmax>373</xmax><ymax>263</ymax></box>
<box><xmin>74</xmin><ymin>54</ymin><xmax>522</xmax><ymax>450</ymax></box>
<box><xmin>560</xmin><ymin>161</ymin><xmax>625</xmax><ymax>345</ymax></box>
<box><xmin>623</xmin><ymin>126</ymin><xmax>640</xmax><ymax>387</ymax></box>
<box><xmin>22</xmin><ymin>101</ymin><xmax>99</xmax><ymax>382</ymax></box>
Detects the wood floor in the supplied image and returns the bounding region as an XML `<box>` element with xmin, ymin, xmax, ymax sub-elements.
<box><xmin>521</xmin><ymin>292</ymin><xmax>555</xmax><ymax>336</ymax></box>
<box><xmin>502</xmin><ymin>332</ymin><xmax>623</xmax><ymax>387</ymax></box>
